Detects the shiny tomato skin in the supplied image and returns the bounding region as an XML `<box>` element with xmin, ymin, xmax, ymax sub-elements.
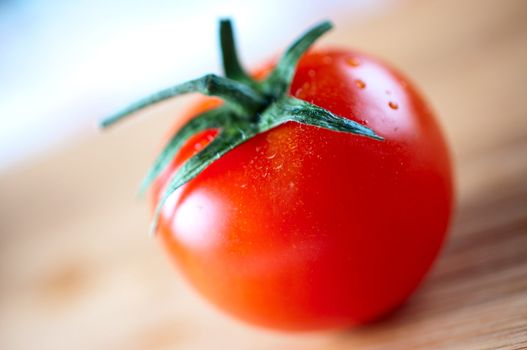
<box><xmin>152</xmin><ymin>48</ymin><xmax>453</xmax><ymax>331</ymax></box>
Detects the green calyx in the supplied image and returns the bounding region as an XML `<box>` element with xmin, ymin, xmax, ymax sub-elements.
<box><xmin>101</xmin><ymin>19</ymin><xmax>383</xmax><ymax>233</ymax></box>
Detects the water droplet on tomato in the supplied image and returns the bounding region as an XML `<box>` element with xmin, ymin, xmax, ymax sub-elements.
<box><xmin>295</xmin><ymin>82</ymin><xmax>311</xmax><ymax>99</ymax></box>
<box><xmin>388</xmin><ymin>101</ymin><xmax>399</xmax><ymax>110</ymax></box>
<box><xmin>355</xmin><ymin>79</ymin><xmax>366</xmax><ymax>89</ymax></box>
<box><xmin>308</xmin><ymin>69</ymin><xmax>316</xmax><ymax>78</ymax></box>
<box><xmin>347</xmin><ymin>57</ymin><xmax>360</xmax><ymax>67</ymax></box>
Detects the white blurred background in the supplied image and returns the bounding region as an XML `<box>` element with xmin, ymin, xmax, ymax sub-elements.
<box><xmin>0</xmin><ymin>0</ymin><xmax>391</xmax><ymax>171</ymax></box>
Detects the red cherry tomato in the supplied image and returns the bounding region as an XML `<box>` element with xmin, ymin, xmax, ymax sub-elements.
<box><xmin>152</xmin><ymin>48</ymin><xmax>453</xmax><ymax>331</ymax></box>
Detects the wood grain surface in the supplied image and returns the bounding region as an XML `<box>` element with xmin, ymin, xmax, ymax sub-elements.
<box><xmin>1</xmin><ymin>0</ymin><xmax>526</xmax><ymax>349</ymax></box>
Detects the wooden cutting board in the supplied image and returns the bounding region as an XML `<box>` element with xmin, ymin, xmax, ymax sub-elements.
<box><xmin>1</xmin><ymin>0</ymin><xmax>526</xmax><ymax>349</ymax></box>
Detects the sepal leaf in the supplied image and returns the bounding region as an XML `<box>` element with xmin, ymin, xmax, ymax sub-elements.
<box><xmin>101</xmin><ymin>74</ymin><xmax>266</xmax><ymax>127</ymax></box>
<box><xmin>260</xmin><ymin>21</ymin><xmax>332</xmax><ymax>98</ymax></box>
<box><xmin>258</xmin><ymin>97</ymin><xmax>384</xmax><ymax>140</ymax></box>
<box><xmin>139</xmin><ymin>106</ymin><xmax>236</xmax><ymax>194</ymax></box>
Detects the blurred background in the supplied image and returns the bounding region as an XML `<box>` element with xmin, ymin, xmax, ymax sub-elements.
<box><xmin>1</xmin><ymin>0</ymin><xmax>526</xmax><ymax>349</ymax></box>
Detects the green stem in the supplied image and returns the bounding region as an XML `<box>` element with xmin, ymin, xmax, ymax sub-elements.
<box><xmin>219</xmin><ymin>19</ymin><xmax>254</xmax><ymax>85</ymax></box>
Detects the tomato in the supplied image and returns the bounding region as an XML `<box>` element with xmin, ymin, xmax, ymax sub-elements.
<box><xmin>151</xmin><ymin>48</ymin><xmax>453</xmax><ymax>330</ymax></box>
